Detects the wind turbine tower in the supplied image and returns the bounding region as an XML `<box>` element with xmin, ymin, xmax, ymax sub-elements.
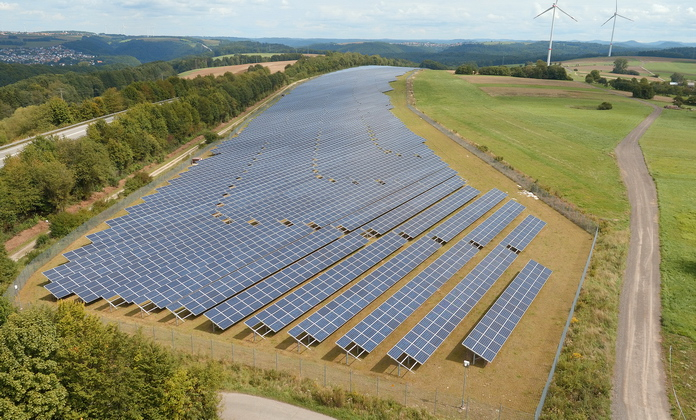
<box><xmin>534</xmin><ymin>0</ymin><xmax>577</xmax><ymax>65</ymax></box>
<box><xmin>602</xmin><ymin>0</ymin><xmax>633</xmax><ymax>57</ymax></box>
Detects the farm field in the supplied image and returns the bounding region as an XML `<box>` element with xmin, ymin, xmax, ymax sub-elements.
<box><xmin>412</xmin><ymin>70</ymin><xmax>653</xmax><ymax>220</ymax></box>
<box><xmin>19</xmin><ymin>67</ymin><xmax>592</xmax><ymax>416</ymax></box>
<box><xmin>561</xmin><ymin>56</ymin><xmax>696</xmax><ymax>82</ymax></box>
<box><xmin>179</xmin><ymin>60</ymin><xmax>298</xmax><ymax>78</ymax></box>
<box><xmin>640</xmin><ymin>109</ymin><xmax>696</xmax><ymax>419</ymax></box>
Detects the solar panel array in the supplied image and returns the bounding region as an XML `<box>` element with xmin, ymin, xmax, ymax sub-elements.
<box><xmin>245</xmin><ymin>233</ymin><xmax>407</xmax><ymax>336</ymax></box>
<box><xmin>43</xmin><ymin>66</ymin><xmax>469</xmax><ymax>317</ymax></box>
<box><xmin>462</xmin><ymin>260</ymin><xmax>552</xmax><ymax>363</ymax></box>
<box><xmin>336</xmin><ymin>200</ymin><xmax>524</xmax><ymax>358</ymax></box>
<box><xmin>387</xmin><ymin>215</ymin><xmax>546</xmax><ymax>370</ymax></box>
<box><xmin>205</xmin><ymin>232</ymin><xmax>369</xmax><ymax>330</ymax></box>
<box><xmin>288</xmin><ymin>236</ymin><xmax>441</xmax><ymax>346</ymax></box>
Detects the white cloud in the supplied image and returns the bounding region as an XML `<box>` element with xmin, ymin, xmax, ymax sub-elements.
<box><xmin>0</xmin><ymin>2</ymin><xmax>18</xmax><ymax>10</ymax></box>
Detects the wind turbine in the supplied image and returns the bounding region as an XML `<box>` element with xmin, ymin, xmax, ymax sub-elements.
<box><xmin>534</xmin><ymin>0</ymin><xmax>577</xmax><ymax>66</ymax></box>
<box><xmin>602</xmin><ymin>0</ymin><xmax>633</xmax><ymax>57</ymax></box>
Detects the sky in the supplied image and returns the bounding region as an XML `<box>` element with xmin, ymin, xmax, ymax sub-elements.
<box><xmin>1</xmin><ymin>0</ymin><xmax>695</xmax><ymax>44</ymax></box>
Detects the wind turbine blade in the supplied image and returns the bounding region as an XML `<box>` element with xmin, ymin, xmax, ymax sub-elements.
<box><xmin>601</xmin><ymin>15</ymin><xmax>616</xmax><ymax>26</ymax></box>
<box><xmin>616</xmin><ymin>14</ymin><xmax>634</xmax><ymax>22</ymax></box>
<box><xmin>534</xmin><ymin>6</ymin><xmax>554</xmax><ymax>19</ymax></box>
<box><xmin>556</xmin><ymin>6</ymin><xmax>578</xmax><ymax>22</ymax></box>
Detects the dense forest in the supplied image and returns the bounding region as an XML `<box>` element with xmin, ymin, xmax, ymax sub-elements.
<box><xmin>0</xmin><ymin>300</ymin><xmax>220</xmax><ymax>419</ymax></box>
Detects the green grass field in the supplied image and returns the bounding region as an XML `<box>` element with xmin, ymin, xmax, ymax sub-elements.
<box><xmin>640</xmin><ymin>61</ymin><xmax>696</xmax><ymax>79</ymax></box>
<box><xmin>641</xmin><ymin>109</ymin><xmax>696</xmax><ymax>419</ymax></box>
<box><xmin>413</xmin><ymin>71</ymin><xmax>653</xmax><ymax>219</ymax></box>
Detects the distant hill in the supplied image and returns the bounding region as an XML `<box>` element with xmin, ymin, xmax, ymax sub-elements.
<box><xmin>65</xmin><ymin>35</ymin><xmax>210</xmax><ymax>63</ymax></box>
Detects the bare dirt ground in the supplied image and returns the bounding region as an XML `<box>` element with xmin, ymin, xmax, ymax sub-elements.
<box><xmin>612</xmin><ymin>102</ymin><xmax>671</xmax><ymax>419</ymax></box>
<box><xmin>181</xmin><ymin>60</ymin><xmax>298</xmax><ymax>79</ymax></box>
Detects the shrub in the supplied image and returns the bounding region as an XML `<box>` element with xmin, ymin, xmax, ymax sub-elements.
<box><xmin>47</xmin><ymin>210</ymin><xmax>92</xmax><ymax>238</ymax></box>
<box><xmin>204</xmin><ymin>131</ymin><xmax>219</xmax><ymax>144</ymax></box>
<box><xmin>35</xmin><ymin>233</ymin><xmax>50</xmax><ymax>247</ymax></box>
<box><xmin>123</xmin><ymin>171</ymin><xmax>153</xmax><ymax>196</ymax></box>
<box><xmin>597</xmin><ymin>102</ymin><xmax>613</xmax><ymax>110</ymax></box>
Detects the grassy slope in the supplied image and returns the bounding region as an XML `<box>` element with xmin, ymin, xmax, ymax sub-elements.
<box><xmin>641</xmin><ymin>110</ymin><xmax>696</xmax><ymax>418</ymax></box>
<box><xmin>413</xmin><ymin>71</ymin><xmax>651</xmax><ymax>219</ymax></box>
<box><xmin>411</xmin><ymin>70</ymin><xmax>657</xmax><ymax>418</ymax></box>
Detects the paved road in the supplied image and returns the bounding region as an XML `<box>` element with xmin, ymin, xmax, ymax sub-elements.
<box><xmin>612</xmin><ymin>104</ymin><xmax>671</xmax><ymax>420</ymax></box>
<box><xmin>219</xmin><ymin>393</ymin><xmax>335</xmax><ymax>420</ymax></box>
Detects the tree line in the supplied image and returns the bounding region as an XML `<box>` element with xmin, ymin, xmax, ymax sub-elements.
<box><xmin>172</xmin><ymin>52</ymin><xmax>305</xmax><ymax>73</ymax></box>
<box><xmin>456</xmin><ymin>60</ymin><xmax>572</xmax><ymax>81</ymax></box>
<box><xmin>0</xmin><ymin>300</ymin><xmax>220</xmax><ymax>419</ymax></box>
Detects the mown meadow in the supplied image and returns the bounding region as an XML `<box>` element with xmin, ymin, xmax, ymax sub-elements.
<box><xmin>641</xmin><ymin>109</ymin><xmax>696</xmax><ymax>419</ymax></box>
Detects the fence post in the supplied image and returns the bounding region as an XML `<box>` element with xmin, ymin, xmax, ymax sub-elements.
<box><xmin>231</xmin><ymin>343</ymin><xmax>235</xmax><ymax>362</ymax></box>
<box><xmin>434</xmin><ymin>389</ymin><xmax>438</xmax><ymax>415</ymax></box>
<box><xmin>190</xmin><ymin>334</ymin><xmax>194</xmax><ymax>353</ymax></box>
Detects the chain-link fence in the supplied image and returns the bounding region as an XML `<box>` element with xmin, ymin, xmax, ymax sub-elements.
<box><xmin>101</xmin><ymin>314</ymin><xmax>533</xmax><ymax>420</ymax></box>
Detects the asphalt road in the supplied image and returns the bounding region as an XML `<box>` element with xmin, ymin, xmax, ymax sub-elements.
<box><xmin>219</xmin><ymin>393</ymin><xmax>335</xmax><ymax>420</ymax></box>
<box><xmin>612</xmin><ymin>104</ymin><xmax>671</xmax><ymax>420</ymax></box>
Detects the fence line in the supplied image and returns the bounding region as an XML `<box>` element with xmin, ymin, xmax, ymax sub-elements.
<box><xmin>534</xmin><ymin>227</ymin><xmax>599</xmax><ymax>419</ymax></box>
<box><xmin>101</xmin><ymin>313</ymin><xmax>534</xmax><ymax>420</ymax></box>
<box><xmin>404</xmin><ymin>71</ymin><xmax>597</xmax><ymax>234</ymax></box>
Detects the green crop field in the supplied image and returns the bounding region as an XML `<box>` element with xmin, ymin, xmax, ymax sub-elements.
<box><xmin>412</xmin><ymin>71</ymin><xmax>653</xmax><ymax>219</ymax></box>
<box><xmin>641</xmin><ymin>109</ymin><xmax>696</xmax><ymax>419</ymax></box>
<box><xmin>640</xmin><ymin>60</ymin><xmax>696</xmax><ymax>79</ymax></box>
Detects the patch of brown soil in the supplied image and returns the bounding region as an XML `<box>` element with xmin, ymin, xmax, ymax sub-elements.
<box><xmin>182</xmin><ymin>60</ymin><xmax>298</xmax><ymax>79</ymax></box>
<box><xmin>5</xmin><ymin>221</ymin><xmax>50</xmax><ymax>254</ymax></box>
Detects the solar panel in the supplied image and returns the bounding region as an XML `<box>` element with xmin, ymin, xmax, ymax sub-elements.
<box><xmin>462</xmin><ymin>260</ymin><xmax>552</xmax><ymax>363</ymax></box>
<box><xmin>386</xmin><ymin>215</ymin><xmax>545</xmax><ymax>371</ymax></box>
<box><xmin>336</xmin><ymin>200</ymin><xmax>524</xmax><ymax>358</ymax></box>
<box><xmin>245</xmin><ymin>232</ymin><xmax>407</xmax><ymax>337</ymax></box>
<box><xmin>396</xmin><ymin>186</ymin><xmax>479</xmax><ymax>239</ymax></box>
<box><xmin>429</xmin><ymin>188</ymin><xmax>507</xmax><ymax>243</ymax></box>
<box><xmin>288</xmin><ymin>236</ymin><xmax>441</xmax><ymax>347</ymax></box>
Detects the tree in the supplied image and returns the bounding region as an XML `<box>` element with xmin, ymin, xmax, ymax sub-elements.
<box><xmin>455</xmin><ymin>63</ymin><xmax>478</xmax><ymax>75</ymax></box>
<box><xmin>670</xmin><ymin>72</ymin><xmax>685</xmax><ymax>84</ymax></box>
<box><xmin>0</xmin><ymin>248</ymin><xmax>17</xmax><ymax>292</ymax></box>
<box><xmin>612</xmin><ymin>58</ymin><xmax>629</xmax><ymax>74</ymax></box>
<box><xmin>597</xmin><ymin>102</ymin><xmax>613</xmax><ymax>110</ymax></box>
<box><xmin>633</xmin><ymin>78</ymin><xmax>655</xmax><ymax>99</ymax></box>
<box><xmin>589</xmin><ymin>70</ymin><xmax>601</xmax><ymax>82</ymax></box>
<box><xmin>33</xmin><ymin>160</ymin><xmax>75</xmax><ymax>212</ymax></box>
<box><xmin>0</xmin><ymin>308</ymin><xmax>68</xmax><ymax>420</ymax></box>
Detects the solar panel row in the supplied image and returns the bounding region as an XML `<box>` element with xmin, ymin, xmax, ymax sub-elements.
<box><xmin>205</xmin><ymin>232</ymin><xmax>369</xmax><ymax>330</ymax></box>
<box><xmin>462</xmin><ymin>260</ymin><xmax>552</xmax><ymax>363</ymax></box>
<box><xmin>387</xmin><ymin>215</ymin><xmax>546</xmax><ymax>371</ymax></box>
<box><xmin>336</xmin><ymin>200</ymin><xmax>524</xmax><ymax>358</ymax></box>
<box><xmin>288</xmin><ymin>236</ymin><xmax>442</xmax><ymax>347</ymax></box>
<box><xmin>245</xmin><ymin>232</ymin><xmax>407</xmax><ymax>337</ymax></box>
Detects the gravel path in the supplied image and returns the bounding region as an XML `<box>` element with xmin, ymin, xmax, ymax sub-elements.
<box><xmin>612</xmin><ymin>103</ymin><xmax>671</xmax><ymax>420</ymax></box>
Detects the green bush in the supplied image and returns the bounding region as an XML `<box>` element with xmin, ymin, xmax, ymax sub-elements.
<box><xmin>123</xmin><ymin>171</ymin><xmax>153</xmax><ymax>196</ymax></box>
<box><xmin>35</xmin><ymin>233</ymin><xmax>50</xmax><ymax>247</ymax></box>
<box><xmin>597</xmin><ymin>102</ymin><xmax>613</xmax><ymax>110</ymax></box>
<box><xmin>47</xmin><ymin>210</ymin><xmax>92</xmax><ymax>238</ymax></box>
<box><xmin>203</xmin><ymin>131</ymin><xmax>219</xmax><ymax>144</ymax></box>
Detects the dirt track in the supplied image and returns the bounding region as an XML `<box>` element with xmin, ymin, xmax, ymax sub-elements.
<box><xmin>612</xmin><ymin>103</ymin><xmax>670</xmax><ymax>419</ymax></box>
